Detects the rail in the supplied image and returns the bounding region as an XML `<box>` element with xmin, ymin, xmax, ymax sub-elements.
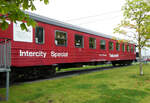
<box><xmin>0</xmin><ymin>38</ymin><xmax>11</xmax><ymax>69</ymax></box>
<box><xmin>0</xmin><ymin>37</ymin><xmax>11</xmax><ymax>101</ymax></box>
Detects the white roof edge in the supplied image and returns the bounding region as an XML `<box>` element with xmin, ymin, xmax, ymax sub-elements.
<box><xmin>25</xmin><ymin>11</ymin><xmax>113</xmax><ymax>39</ymax></box>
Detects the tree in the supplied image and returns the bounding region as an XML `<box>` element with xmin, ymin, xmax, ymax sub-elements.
<box><xmin>114</xmin><ymin>0</ymin><xmax>150</xmax><ymax>75</ymax></box>
<box><xmin>0</xmin><ymin>0</ymin><xmax>49</xmax><ymax>31</ymax></box>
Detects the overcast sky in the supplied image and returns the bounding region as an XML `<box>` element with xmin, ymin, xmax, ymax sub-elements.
<box><xmin>29</xmin><ymin>0</ymin><xmax>150</xmax><ymax>56</ymax></box>
<box><xmin>30</xmin><ymin>0</ymin><xmax>126</xmax><ymax>38</ymax></box>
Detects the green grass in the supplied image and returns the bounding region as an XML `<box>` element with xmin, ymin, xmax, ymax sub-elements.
<box><xmin>1</xmin><ymin>64</ymin><xmax>150</xmax><ymax>103</ymax></box>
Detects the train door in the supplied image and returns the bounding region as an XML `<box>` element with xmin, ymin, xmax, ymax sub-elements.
<box><xmin>108</xmin><ymin>41</ymin><xmax>117</xmax><ymax>61</ymax></box>
<box><xmin>13</xmin><ymin>21</ymin><xmax>34</xmax><ymax>66</ymax></box>
<box><xmin>99</xmin><ymin>39</ymin><xmax>107</xmax><ymax>61</ymax></box>
<box><xmin>73</xmin><ymin>34</ymin><xmax>84</xmax><ymax>62</ymax></box>
<box><xmin>34</xmin><ymin>26</ymin><xmax>45</xmax><ymax>65</ymax></box>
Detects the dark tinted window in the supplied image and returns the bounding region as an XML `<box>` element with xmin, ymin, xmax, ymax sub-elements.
<box><xmin>35</xmin><ymin>26</ymin><xmax>44</xmax><ymax>44</ymax></box>
<box><xmin>100</xmin><ymin>40</ymin><xmax>106</xmax><ymax>50</ymax></box>
<box><xmin>122</xmin><ymin>43</ymin><xmax>125</xmax><ymax>52</ymax></box>
<box><xmin>109</xmin><ymin>41</ymin><xmax>113</xmax><ymax>51</ymax></box>
<box><xmin>89</xmin><ymin>37</ymin><xmax>96</xmax><ymax>49</ymax></box>
<box><xmin>75</xmin><ymin>34</ymin><xmax>84</xmax><ymax>48</ymax></box>
<box><xmin>116</xmin><ymin>42</ymin><xmax>120</xmax><ymax>51</ymax></box>
<box><xmin>55</xmin><ymin>30</ymin><xmax>67</xmax><ymax>46</ymax></box>
<box><xmin>131</xmin><ymin>45</ymin><xmax>134</xmax><ymax>52</ymax></box>
<box><xmin>127</xmin><ymin>44</ymin><xmax>130</xmax><ymax>52</ymax></box>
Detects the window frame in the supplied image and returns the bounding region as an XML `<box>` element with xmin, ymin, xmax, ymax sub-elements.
<box><xmin>89</xmin><ymin>37</ymin><xmax>96</xmax><ymax>49</ymax></box>
<box><xmin>35</xmin><ymin>26</ymin><xmax>45</xmax><ymax>44</ymax></box>
<box><xmin>74</xmin><ymin>34</ymin><xmax>84</xmax><ymax>48</ymax></box>
<box><xmin>55</xmin><ymin>30</ymin><xmax>67</xmax><ymax>46</ymax></box>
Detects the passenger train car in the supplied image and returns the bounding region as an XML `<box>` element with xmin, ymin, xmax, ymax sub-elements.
<box><xmin>0</xmin><ymin>12</ymin><xmax>136</xmax><ymax>80</ymax></box>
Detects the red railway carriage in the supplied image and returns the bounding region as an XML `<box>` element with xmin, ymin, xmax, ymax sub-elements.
<box><xmin>0</xmin><ymin>12</ymin><xmax>136</xmax><ymax>80</ymax></box>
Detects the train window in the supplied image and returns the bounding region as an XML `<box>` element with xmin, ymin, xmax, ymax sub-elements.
<box><xmin>109</xmin><ymin>41</ymin><xmax>113</xmax><ymax>51</ymax></box>
<box><xmin>131</xmin><ymin>45</ymin><xmax>134</xmax><ymax>52</ymax></box>
<box><xmin>122</xmin><ymin>43</ymin><xmax>125</xmax><ymax>52</ymax></box>
<box><xmin>100</xmin><ymin>40</ymin><xmax>106</xmax><ymax>50</ymax></box>
<box><xmin>75</xmin><ymin>34</ymin><xmax>84</xmax><ymax>48</ymax></box>
<box><xmin>35</xmin><ymin>26</ymin><xmax>44</xmax><ymax>44</ymax></box>
<box><xmin>135</xmin><ymin>45</ymin><xmax>136</xmax><ymax>53</ymax></box>
<box><xmin>55</xmin><ymin>30</ymin><xmax>67</xmax><ymax>46</ymax></box>
<box><xmin>116</xmin><ymin>42</ymin><xmax>120</xmax><ymax>51</ymax></box>
<box><xmin>127</xmin><ymin>44</ymin><xmax>130</xmax><ymax>52</ymax></box>
<box><xmin>89</xmin><ymin>37</ymin><xmax>96</xmax><ymax>49</ymax></box>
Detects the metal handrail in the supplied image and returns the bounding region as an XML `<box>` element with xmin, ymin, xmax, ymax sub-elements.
<box><xmin>0</xmin><ymin>37</ymin><xmax>11</xmax><ymax>101</ymax></box>
<box><xmin>0</xmin><ymin>38</ymin><xmax>11</xmax><ymax>69</ymax></box>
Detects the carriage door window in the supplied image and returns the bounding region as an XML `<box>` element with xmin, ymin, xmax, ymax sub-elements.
<box><xmin>109</xmin><ymin>41</ymin><xmax>113</xmax><ymax>51</ymax></box>
<box><xmin>89</xmin><ymin>37</ymin><xmax>96</xmax><ymax>49</ymax></box>
<box><xmin>100</xmin><ymin>40</ymin><xmax>106</xmax><ymax>50</ymax></box>
<box><xmin>35</xmin><ymin>26</ymin><xmax>44</xmax><ymax>44</ymax></box>
<box><xmin>116</xmin><ymin>42</ymin><xmax>120</xmax><ymax>51</ymax></box>
<box><xmin>131</xmin><ymin>45</ymin><xmax>134</xmax><ymax>52</ymax></box>
<box><xmin>75</xmin><ymin>34</ymin><xmax>84</xmax><ymax>48</ymax></box>
<box><xmin>122</xmin><ymin>43</ymin><xmax>125</xmax><ymax>52</ymax></box>
<box><xmin>127</xmin><ymin>44</ymin><xmax>130</xmax><ymax>52</ymax></box>
<box><xmin>55</xmin><ymin>30</ymin><xmax>67</xmax><ymax>46</ymax></box>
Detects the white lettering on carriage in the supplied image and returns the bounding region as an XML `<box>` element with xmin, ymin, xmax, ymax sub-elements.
<box><xmin>51</xmin><ymin>51</ymin><xmax>68</xmax><ymax>58</ymax></box>
<box><xmin>109</xmin><ymin>54</ymin><xmax>119</xmax><ymax>58</ymax></box>
<box><xmin>99</xmin><ymin>54</ymin><xmax>107</xmax><ymax>56</ymax></box>
<box><xmin>19</xmin><ymin>50</ymin><xmax>47</xmax><ymax>58</ymax></box>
